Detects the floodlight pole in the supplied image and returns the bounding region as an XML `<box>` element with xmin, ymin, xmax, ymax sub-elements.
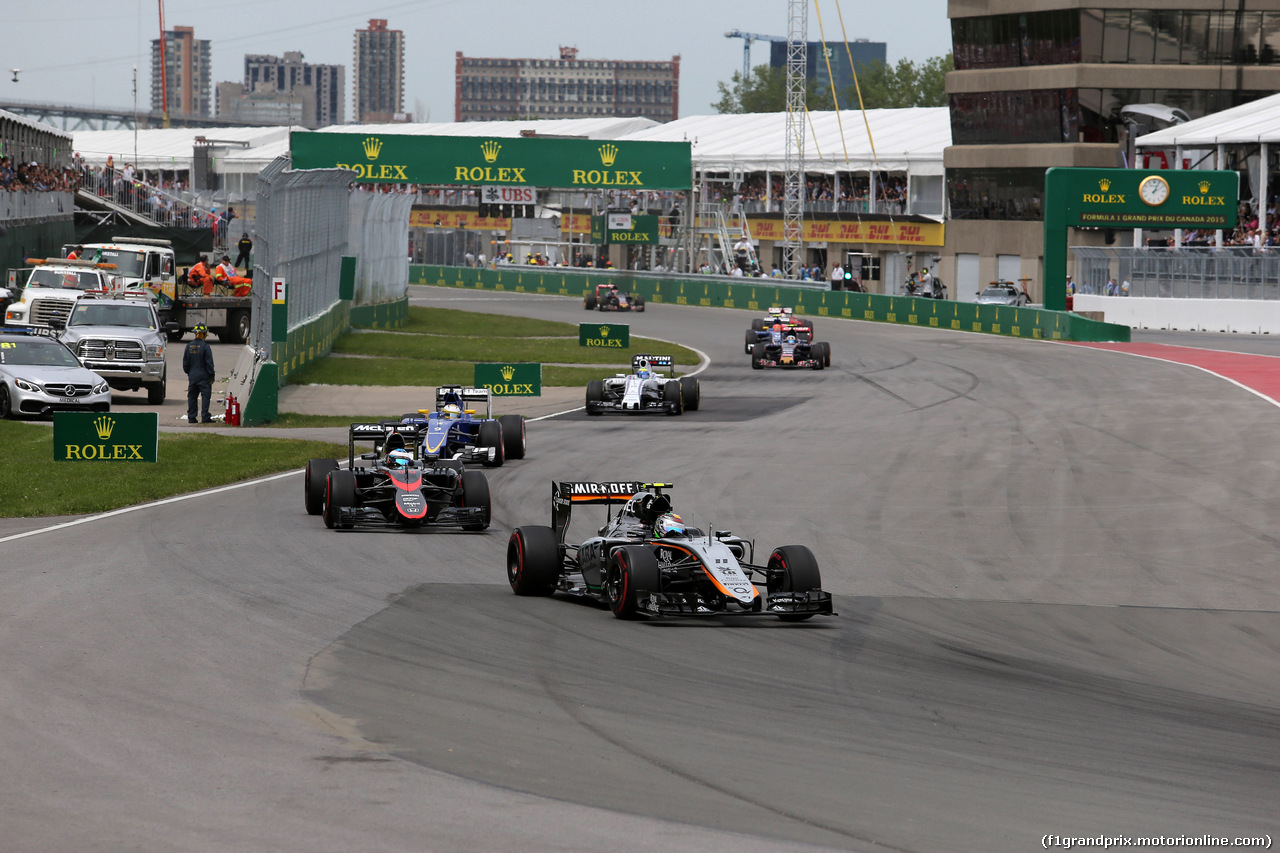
<box><xmin>782</xmin><ymin>0</ymin><xmax>807</xmax><ymax>280</ymax></box>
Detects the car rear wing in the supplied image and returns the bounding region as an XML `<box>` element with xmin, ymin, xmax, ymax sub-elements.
<box><xmin>551</xmin><ymin>481</ymin><xmax>672</xmax><ymax>543</ymax></box>
<box><xmin>347</xmin><ymin>421</ymin><xmax>427</xmax><ymax>467</ymax></box>
<box><xmin>631</xmin><ymin>354</ymin><xmax>676</xmax><ymax>377</ymax></box>
<box><xmin>435</xmin><ymin>385</ymin><xmax>492</xmax><ymax>417</ymax></box>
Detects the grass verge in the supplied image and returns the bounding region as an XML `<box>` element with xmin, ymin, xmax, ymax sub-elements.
<box><xmin>0</xmin><ymin>421</ymin><xmax>346</xmax><ymax>518</ymax></box>
<box><xmin>288</xmin><ymin>358</ymin><xmax>635</xmax><ymax>388</ymax></box>
<box><xmin>288</xmin><ymin>305</ymin><xmax>702</xmax><ymax>387</ymax></box>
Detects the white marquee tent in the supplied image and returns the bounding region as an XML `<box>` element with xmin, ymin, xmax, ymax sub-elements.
<box><xmin>621</xmin><ymin>108</ymin><xmax>950</xmax><ymax>177</ymax></box>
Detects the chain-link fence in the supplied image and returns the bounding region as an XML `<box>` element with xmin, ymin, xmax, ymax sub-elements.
<box><xmin>1071</xmin><ymin>246</ymin><xmax>1280</xmax><ymax>299</ymax></box>
<box><xmin>250</xmin><ymin>156</ymin><xmax>353</xmax><ymax>348</ymax></box>
<box><xmin>347</xmin><ymin>190</ymin><xmax>410</xmax><ymax>305</ymax></box>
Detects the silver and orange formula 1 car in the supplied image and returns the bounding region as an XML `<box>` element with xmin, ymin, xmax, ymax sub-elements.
<box><xmin>506</xmin><ymin>481</ymin><xmax>834</xmax><ymax>621</ymax></box>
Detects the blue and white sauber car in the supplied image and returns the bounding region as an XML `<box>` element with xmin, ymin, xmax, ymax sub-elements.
<box><xmin>506</xmin><ymin>481</ymin><xmax>834</xmax><ymax>621</ymax></box>
<box><xmin>400</xmin><ymin>386</ymin><xmax>526</xmax><ymax>467</ymax></box>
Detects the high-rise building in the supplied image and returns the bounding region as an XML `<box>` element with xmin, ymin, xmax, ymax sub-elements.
<box><xmin>241</xmin><ymin>52</ymin><xmax>345</xmax><ymax>127</ymax></box>
<box><xmin>943</xmin><ymin>1</ymin><xmax>1280</xmax><ymax>289</ymax></box>
<box><xmin>150</xmin><ymin>26</ymin><xmax>212</xmax><ymax>118</ymax></box>
<box><xmin>767</xmin><ymin>40</ymin><xmax>886</xmax><ymax>97</ymax></box>
<box><xmin>353</xmin><ymin>19</ymin><xmax>405</xmax><ymax>123</ymax></box>
<box><xmin>455</xmin><ymin>48</ymin><xmax>680</xmax><ymax>122</ymax></box>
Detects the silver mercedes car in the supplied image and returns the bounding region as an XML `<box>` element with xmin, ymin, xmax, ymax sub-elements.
<box><xmin>976</xmin><ymin>281</ymin><xmax>1030</xmax><ymax>306</ymax></box>
<box><xmin>0</xmin><ymin>331</ymin><xmax>111</xmax><ymax>419</ymax></box>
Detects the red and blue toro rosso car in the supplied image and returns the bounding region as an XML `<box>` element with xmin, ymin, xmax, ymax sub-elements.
<box><xmin>506</xmin><ymin>481</ymin><xmax>834</xmax><ymax>621</ymax></box>
<box><xmin>584</xmin><ymin>283</ymin><xmax>645</xmax><ymax>312</ymax></box>
<box><xmin>400</xmin><ymin>385</ymin><xmax>526</xmax><ymax>468</ymax></box>
<box><xmin>304</xmin><ymin>421</ymin><xmax>490</xmax><ymax>531</ymax></box>
<box><xmin>750</xmin><ymin>325</ymin><xmax>831</xmax><ymax>371</ymax></box>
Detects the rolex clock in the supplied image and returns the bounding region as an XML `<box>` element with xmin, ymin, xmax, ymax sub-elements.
<box><xmin>1138</xmin><ymin>174</ymin><xmax>1171</xmax><ymax>206</ymax></box>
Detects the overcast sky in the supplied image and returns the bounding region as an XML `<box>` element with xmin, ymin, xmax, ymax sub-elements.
<box><xmin>3</xmin><ymin>0</ymin><xmax>951</xmax><ymax>121</ymax></box>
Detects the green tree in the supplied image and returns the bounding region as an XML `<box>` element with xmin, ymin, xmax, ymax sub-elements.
<box><xmin>713</xmin><ymin>64</ymin><xmax>831</xmax><ymax>114</ymax></box>
<box><xmin>839</xmin><ymin>54</ymin><xmax>953</xmax><ymax>109</ymax></box>
<box><xmin>714</xmin><ymin>54</ymin><xmax>953</xmax><ymax>113</ymax></box>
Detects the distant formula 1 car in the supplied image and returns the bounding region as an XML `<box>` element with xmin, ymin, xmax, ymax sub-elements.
<box><xmin>506</xmin><ymin>481</ymin><xmax>834</xmax><ymax>620</ymax></box>
<box><xmin>585</xmin><ymin>354</ymin><xmax>700</xmax><ymax>416</ymax></box>
<box><xmin>750</xmin><ymin>326</ymin><xmax>830</xmax><ymax>370</ymax></box>
<box><xmin>745</xmin><ymin>306</ymin><xmax>816</xmax><ymax>353</ymax></box>
<box><xmin>399</xmin><ymin>385</ymin><xmax>526</xmax><ymax>468</ymax></box>
<box><xmin>584</xmin><ymin>283</ymin><xmax>645</xmax><ymax>312</ymax></box>
<box><xmin>304</xmin><ymin>421</ymin><xmax>490</xmax><ymax>531</ymax></box>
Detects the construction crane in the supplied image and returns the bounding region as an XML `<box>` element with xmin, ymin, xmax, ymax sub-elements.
<box><xmin>723</xmin><ymin>29</ymin><xmax>787</xmax><ymax>82</ymax></box>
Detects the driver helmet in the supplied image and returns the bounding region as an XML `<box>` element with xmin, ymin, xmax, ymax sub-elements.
<box><xmin>386</xmin><ymin>448</ymin><xmax>413</xmax><ymax>468</ymax></box>
<box><xmin>442</xmin><ymin>403</ymin><xmax>463</xmax><ymax>420</ymax></box>
<box><xmin>637</xmin><ymin>367</ymin><xmax>651</xmax><ymax>380</ymax></box>
<box><xmin>654</xmin><ymin>512</ymin><xmax>685</xmax><ymax>538</ymax></box>
<box><xmin>786</xmin><ymin>334</ymin><xmax>797</xmax><ymax>344</ymax></box>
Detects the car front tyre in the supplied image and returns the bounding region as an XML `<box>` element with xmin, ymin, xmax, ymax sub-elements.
<box><xmin>767</xmin><ymin>544</ymin><xmax>823</xmax><ymax>622</ymax></box>
<box><xmin>305</xmin><ymin>458</ymin><xmax>338</xmax><ymax>515</ymax></box>
<box><xmin>607</xmin><ymin>546</ymin><xmax>661</xmax><ymax>619</ymax></box>
<box><xmin>460</xmin><ymin>469</ymin><xmax>491</xmax><ymax>531</ymax></box>
<box><xmin>0</xmin><ymin>383</ymin><xmax>11</xmax><ymax>419</ymax></box>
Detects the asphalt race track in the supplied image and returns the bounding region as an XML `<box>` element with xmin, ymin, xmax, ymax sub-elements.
<box><xmin>1</xmin><ymin>286</ymin><xmax>1277</xmax><ymax>853</ymax></box>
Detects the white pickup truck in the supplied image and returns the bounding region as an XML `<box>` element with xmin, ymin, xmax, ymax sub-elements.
<box><xmin>3</xmin><ymin>259</ymin><xmax>117</xmax><ymax>328</ymax></box>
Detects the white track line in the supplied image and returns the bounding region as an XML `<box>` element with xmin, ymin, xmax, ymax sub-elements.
<box><xmin>0</xmin><ymin>468</ymin><xmax>302</xmax><ymax>544</ymax></box>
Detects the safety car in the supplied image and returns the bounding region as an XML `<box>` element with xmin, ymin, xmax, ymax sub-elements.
<box><xmin>399</xmin><ymin>385</ymin><xmax>526</xmax><ymax>467</ymax></box>
<box><xmin>0</xmin><ymin>328</ymin><xmax>112</xmax><ymax>419</ymax></box>
<box><xmin>750</xmin><ymin>326</ymin><xmax>830</xmax><ymax>370</ymax></box>
<box><xmin>584</xmin><ymin>283</ymin><xmax>645</xmax><ymax>312</ymax></box>
<box><xmin>304</xmin><ymin>421</ymin><xmax>490</xmax><ymax>531</ymax></box>
<box><xmin>585</xmin><ymin>354</ymin><xmax>700</xmax><ymax>416</ymax></box>
<box><xmin>506</xmin><ymin>481</ymin><xmax>834</xmax><ymax>621</ymax></box>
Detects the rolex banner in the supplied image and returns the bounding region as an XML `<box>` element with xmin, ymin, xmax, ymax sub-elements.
<box><xmin>291</xmin><ymin>132</ymin><xmax>692</xmax><ymax>191</ymax></box>
<box><xmin>53</xmin><ymin>412</ymin><xmax>159</xmax><ymax>462</ymax></box>
<box><xmin>474</xmin><ymin>363</ymin><xmax>542</xmax><ymax>396</ymax></box>
<box><xmin>579</xmin><ymin>323</ymin><xmax>630</xmax><ymax>348</ymax></box>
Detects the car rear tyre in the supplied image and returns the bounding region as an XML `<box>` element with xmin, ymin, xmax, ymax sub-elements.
<box><xmin>498</xmin><ymin>414</ymin><xmax>526</xmax><ymax>460</ymax></box>
<box><xmin>585</xmin><ymin>379</ymin><xmax>604</xmax><ymax>416</ymax></box>
<box><xmin>607</xmin><ymin>545</ymin><xmax>661</xmax><ymax>619</ymax></box>
<box><xmin>635</xmin><ymin>297</ymin><xmax>645</xmax><ymax>312</ymax></box>
<box><xmin>460</xmin><ymin>469</ymin><xmax>491</xmax><ymax>531</ymax></box>
<box><xmin>507</xmin><ymin>526</ymin><xmax>559</xmax><ymax>595</ymax></box>
<box><xmin>751</xmin><ymin>319</ymin><xmax>767</xmax><ymax>331</ymax></box>
<box><xmin>679</xmin><ymin>376</ymin><xmax>700</xmax><ymax>411</ymax></box>
<box><xmin>305</xmin><ymin>458</ymin><xmax>338</xmax><ymax>515</ymax></box>
<box><xmin>818</xmin><ymin>341</ymin><xmax>831</xmax><ymax>367</ymax></box>
<box><xmin>663</xmin><ymin>380</ymin><xmax>682</xmax><ymax>415</ymax></box>
<box><xmin>751</xmin><ymin>341</ymin><xmax>765</xmax><ymax>370</ymax></box>
<box><xmin>478</xmin><ymin>420</ymin><xmax>505</xmax><ymax>467</ymax></box>
<box><xmin>767</xmin><ymin>544</ymin><xmax>823</xmax><ymax>621</ymax></box>
<box><xmin>323</xmin><ymin>469</ymin><xmax>356</xmax><ymax>530</ymax></box>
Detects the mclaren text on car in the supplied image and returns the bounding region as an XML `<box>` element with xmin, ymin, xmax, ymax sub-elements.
<box><xmin>304</xmin><ymin>421</ymin><xmax>491</xmax><ymax>531</ymax></box>
<box><xmin>506</xmin><ymin>481</ymin><xmax>834</xmax><ymax>621</ymax></box>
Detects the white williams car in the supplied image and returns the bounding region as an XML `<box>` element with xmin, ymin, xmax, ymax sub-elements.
<box><xmin>0</xmin><ymin>330</ymin><xmax>111</xmax><ymax>419</ymax></box>
<box><xmin>585</xmin><ymin>354</ymin><xmax>700</xmax><ymax>416</ymax></box>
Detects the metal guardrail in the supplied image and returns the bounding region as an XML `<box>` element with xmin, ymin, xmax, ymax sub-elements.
<box><xmin>1071</xmin><ymin>246</ymin><xmax>1280</xmax><ymax>300</ymax></box>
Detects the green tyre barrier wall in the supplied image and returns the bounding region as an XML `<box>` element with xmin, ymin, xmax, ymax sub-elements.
<box><xmin>410</xmin><ymin>265</ymin><xmax>1128</xmax><ymax>343</ymax></box>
